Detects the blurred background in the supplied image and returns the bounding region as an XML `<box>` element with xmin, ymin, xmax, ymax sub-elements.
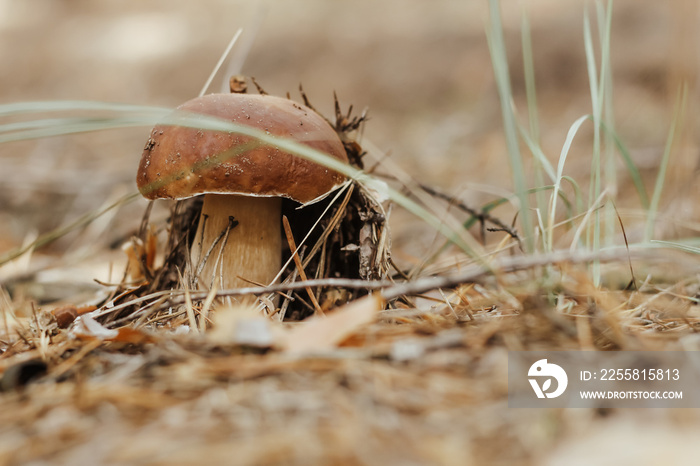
<box><xmin>0</xmin><ymin>0</ymin><xmax>698</xmax><ymax>284</ymax></box>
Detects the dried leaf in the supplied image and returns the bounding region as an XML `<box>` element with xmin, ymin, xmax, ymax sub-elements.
<box><xmin>208</xmin><ymin>304</ymin><xmax>282</xmax><ymax>347</ymax></box>
<box><xmin>73</xmin><ymin>315</ymin><xmax>118</xmax><ymax>340</ymax></box>
<box><xmin>51</xmin><ymin>304</ymin><xmax>98</xmax><ymax>329</ymax></box>
<box><xmin>72</xmin><ymin>315</ymin><xmax>153</xmax><ymax>344</ymax></box>
<box><xmin>51</xmin><ymin>305</ymin><xmax>78</xmax><ymax>329</ymax></box>
<box><xmin>110</xmin><ymin>327</ymin><xmax>154</xmax><ymax>344</ymax></box>
<box><xmin>281</xmin><ymin>294</ymin><xmax>384</xmax><ymax>354</ymax></box>
<box><xmin>145</xmin><ymin>224</ymin><xmax>157</xmax><ymax>271</ymax></box>
<box><xmin>122</xmin><ymin>237</ymin><xmax>146</xmax><ymax>282</ymax></box>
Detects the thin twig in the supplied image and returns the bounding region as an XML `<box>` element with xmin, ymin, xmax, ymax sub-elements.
<box><xmin>612</xmin><ymin>201</ymin><xmax>637</xmax><ymax>291</ymax></box>
<box><xmin>250</xmin><ymin>77</ymin><xmax>268</xmax><ymax>95</ymax></box>
<box><xmin>278</xmin><ymin>266</ymin><xmax>298</xmax><ymax>322</ymax></box>
<box><xmin>418</xmin><ymin>182</ymin><xmax>521</xmax><ymax>244</ymax></box>
<box><xmin>152</xmin><ymin>246</ymin><xmax>668</xmax><ymax>309</ymax></box>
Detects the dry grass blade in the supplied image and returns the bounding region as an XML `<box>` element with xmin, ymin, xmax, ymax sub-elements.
<box><xmin>282</xmin><ymin>216</ymin><xmax>324</xmax><ymax>316</ymax></box>
<box><xmin>199</xmin><ymin>28</ymin><xmax>243</xmax><ymax>97</ymax></box>
<box><xmin>612</xmin><ymin>201</ymin><xmax>637</xmax><ymax>290</ymax></box>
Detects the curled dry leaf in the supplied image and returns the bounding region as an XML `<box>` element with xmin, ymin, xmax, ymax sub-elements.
<box><xmin>72</xmin><ymin>315</ymin><xmax>153</xmax><ymax>344</ymax></box>
<box><xmin>52</xmin><ymin>305</ymin><xmax>78</xmax><ymax>329</ymax></box>
<box><xmin>280</xmin><ymin>294</ymin><xmax>384</xmax><ymax>354</ymax></box>
<box><xmin>207</xmin><ymin>295</ymin><xmax>383</xmax><ymax>352</ymax></box>
<box><xmin>50</xmin><ymin>304</ymin><xmax>97</xmax><ymax>329</ymax></box>
<box><xmin>121</xmin><ymin>225</ymin><xmax>157</xmax><ymax>283</ymax></box>
<box><xmin>122</xmin><ymin>237</ymin><xmax>146</xmax><ymax>282</ymax></box>
<box><xmin>73</xmin><ymin>315</ymin><xmax>119</xmax><ymax>340</ymax></box>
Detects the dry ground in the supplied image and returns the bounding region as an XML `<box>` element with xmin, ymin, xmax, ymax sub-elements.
<box><xmin>2</xmin><ymin>1</ymin><xmax>700</xmax><ymax>464</ymax></box>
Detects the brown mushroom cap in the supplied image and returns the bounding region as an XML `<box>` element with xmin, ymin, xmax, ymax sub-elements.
<box><xmin>137</xmin><ymin>93</ymin><xmax>348</xmax><ymax>203</ymax></box>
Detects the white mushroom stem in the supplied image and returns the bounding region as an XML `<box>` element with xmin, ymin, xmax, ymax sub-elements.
<box><xmin>190</xmin><ymin>194</ymin><xmax>281</xmax><ymax>298</ymax></box>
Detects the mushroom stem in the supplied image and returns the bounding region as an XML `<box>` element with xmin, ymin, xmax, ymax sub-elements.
<box><xmin>191</xmin><ymin>194</ymin><xmax>281</xmax><ymax>297</ymax></box>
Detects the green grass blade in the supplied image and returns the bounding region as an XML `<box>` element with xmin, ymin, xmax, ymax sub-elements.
<box><xmin>0</xmin><ymin>100</ymin><xmax>170</xmax><ymax>117</ymax></box>
<box><xmin>547</xmin><ymin>114</ymin><xmax>590</xmax><ymax>250</ymax></box>
<box><xmin>560</xmin><ymin>175</ymin><xmax>584</xmax><ymax>216</ymax></box>
<box><xmin>521</xmin><ymin>11</ymin><xmax>548</xmax><ymax>242</ymax></box>
<box><xmin>521</xmin><ymin>12</ymin><xmax>540</xmax><ymax>143</ymax></box>
<box><xmin>465</xmin><ymin>185</ymin><xmax>574</xmax><ymax>230</ymax></box>
<box><xmin>597</xmin><ymin>0</ymin><xmax>616</xmax><ymax>248</ymax></box>
<box><xmin>599</xmin><ymin>120</ymin><xmax>649</xmax><ymax>209</ymax></box>
<box><xmin>518</xmin><ymin>122</ymin><xmax>555</xmax><ymax>182</ymax></box>
<box><xmin>645</xmin><ymin>86</ymin><xmax>687</xmax><ymax>241</ymax></box>
<box><xmin>0</xmin><ymin>102</ymin><xmax>483</xmax><ymax>261</ymax></box>
<box><xmin>487</xmin><ymin>0</ymin><xmax>534</xmax><ymax>252</ymax></box>
<box><xmin>650</xmin><ymin>240</ymin><xmax>700</xmax><ymax>255</ymax></box>
<box><xmin>0</xmin><ymin>192</ymin><xmax>141</xmax><ymax>265</ymax></box>
<box><xmin>0</xmin><ymin>116</ymin><xmax>166</xmax><ymax>143</ymax></box>
<box><xmin>583</xmin><ymin>7</ymin><xmax>603</xmax><ymax>285</ymax></box>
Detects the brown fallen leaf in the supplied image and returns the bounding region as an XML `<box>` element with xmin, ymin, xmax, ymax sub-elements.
<box><xmin>280</xmin><ymin>294</ymin><xmax>384</xmax><ymax>354</ymax></box>
<box><xmin>73</xmin><ymin>315</ymin><xmax>154</xmax><ymax>344</ymax></box>
<box><xmin>52</xmin><ymin>305</ymin><xmax>78</xmax><ymax>329</ymax></box>
<box><xmin>110</xmin><ymin>327</ymin><xmax>155</xmax><ymax>345</ymax></box>
<box><xmin>51</xmin><ymin>304</ymin><xmax>97</xmax><ymax>329</ymax></box>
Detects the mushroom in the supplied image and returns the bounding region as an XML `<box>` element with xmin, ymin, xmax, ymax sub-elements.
<box><xmin>136</xmin><ymin>93</ymin><xmax>348</xmax><ymax>296</ymax></box>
